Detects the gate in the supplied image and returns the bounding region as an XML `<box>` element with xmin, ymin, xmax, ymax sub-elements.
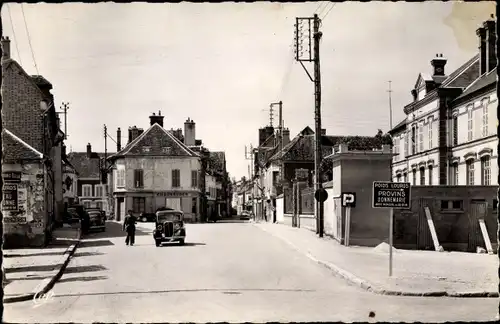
<box><xmin>416</xmin><ymin>198</ymin><xmax>433</xmax><ymax>250</ymax></box>
<box><xmin>468</xmin><ymin>200</ymin><xmax>487</xmax><ymax>252</ymax></box>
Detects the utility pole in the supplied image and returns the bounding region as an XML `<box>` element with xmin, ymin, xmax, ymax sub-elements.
<box><xmin>387</xmin><ymin>81</ymin><xmax>393</xmax><ymax>130</ymax></box>
<box><xmin>269</xmin><ymin>104</ymin><xmax>274</xmax><ymax>127</ymax></box>
<box><xmin>60</xmin><ymin>102</ymin><xmax>69</xmax><ymax>139</ymax></box>
<box><xmin>270</xmin><ymin>101</ymin><xmax>284</xmax><ymax>179</ymax></box>
<box><xmin>103</xmin><ymin>124</ymin><xmax>108</xmax><ymax>184</ymax></box>
<box><xmin>294</xmin><ymin>14</ymin><xmax>324</xmax><ymax>237</ymax></box>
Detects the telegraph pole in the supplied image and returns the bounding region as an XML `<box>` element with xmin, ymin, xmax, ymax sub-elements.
<box><xmin>294</xmin><ymin>14</ymin><xmax>324</xmax><ymax>237</ymax></box>
<box><xmin>60</xmin><ymin>102</ymin><xmax>69</xmax><ymax>139</ymax></box>
<box><xmin>103</xmin><ymin>124</ymin><xmax>108</xmax><ymax>184</ymax></box>
<box><xmin>269</xmin><ymin>104</ymin><xmax>274</xmax><ymax>127</ymax></box>
<box><xmin>270</xmin><ymin>101</ymin><xmax>284</xmax><ymax>178</ymax></box>
<box><xmin>388</xmin><ymin>81</ymin><xmax>393</xmax><ymax>130</ymax></box>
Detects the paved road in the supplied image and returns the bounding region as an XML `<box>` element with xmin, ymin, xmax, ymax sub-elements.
<box><xmin>4</xmin><ymin>220</ymin><xmax>497</xmax><ymax>323</ymax></box>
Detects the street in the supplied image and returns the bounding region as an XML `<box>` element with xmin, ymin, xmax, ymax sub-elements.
<box><xmin>3</xmin><ymin>220</ymin><xmax>497</xmax><ymax>323</ymax></box>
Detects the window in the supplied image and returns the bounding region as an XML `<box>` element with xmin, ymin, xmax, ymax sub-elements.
<box><xmin>467</xmin><ymin>107</ymin><xmax>473</xmax><ymax>141</ymax></box>
<box><xmin>403</xmin><ymin>173</ymin><xmax>407</xmax><ymax>182</ymax></box>
<box><xmin>418</xmin><ymin>124</ymin><xmax>424</xmax><ymax>152</ymax></box>
<box><xmin>393</xmin><ymin>138</ymin><xmax>400</xmax><ymax>160</ymax></box>
<box><xmin>191</xmin><ymin>170</ymin><xmax>198</xmax><ymax>188</ymax></box>
<box><xmin>453</xmin><ymin>163</ymin><xmax>459</xmax><ymax>185</ymax></box>
<box><xmin>95</xmin><ymin>185</ymin><xmax>103</xmax><ymax>197</ymax></box>
<box><xmin>453</xmin><ymin>116</ymin><xmax>458</xmax><ymax>146</ymax></box>
<box><xmin>404</xmin><ymin>133</ymin><xmax>408</xmax><ymax>157</ymax></box>
<box><xmin>428</xmin><ymin>120</ymin><xmax>433</xmax><ymax>149</ymax></box>
<box><xmin>172</xmin><ymin>169</ymin><xmax>180</xmax><ymax>188</ymax></box>
<box><xmin>82</xmin><ymin>185</ymin><xmax>92</xmax><ymax>197</ymax></box>
<box><xmin>428</xmin><ymin>165</ymin><xmax>433</xmax><ymax>185</ymax></box>
<box><xmin>96</xmin><ymin>201</ymin><xmax>103</xmax><ymax>210</ymax></box>
<box><xmin>162</xmin><ymin>147</ymin><xmax>172</xmax><ymax>154</ymax></box>
<box><xmin>412</xmin><ymin>169</ymin><xmax>417</xmax><ymax>185</ymax></box>
<box><xmin>116</xmin><ymin>169</ymin><xmax>125</xmax><ymax>188</ymax></box>
<box><xmin>441</xmin><ymin>200</ymin><xmax>463</xmax><ymax>211</ymax></box>
<box><xmin>134</xmin><ymin>169</ymin><xmax>144</xmax><ymax>188</ymax></box>
<box><xmin>466</xmin><ymin>159</ymin><xmax>474</xmax><ymax>185</ymax></box>
<box><xmin>192</xmin><ymin>197</ymin><xmax>197</xmax><ymax>213</ymax></box>
<box><xmin>396</xmin><ymin>174</ymin><xmax>401</xmax><ymax>182</ymax></box>
<box><xmin>142</xmin><ymin>146</ymin><xmax>151</xmax><ymax>153</ymax></box>
<box><xmin>482</xmin><ymin>99</ymin><xmax>489</xmax><ymax>137</ymax></box>
<box><xmin>419</xmin><ymin>167</ymin><xmax>425</xmax><ymax>185</ymax></box>
<box><xmin>411</xmin><ymin>126</ymin><xmax>416</xmax><ymax>155</ymax></box>
<box><xmin>481</xmin><ymin>156</ymin><xmax>491</xmax><ymax>185</ymax></box>
<box><xmin>132</xmin><ymin>197</ymin><xmax>145</xmax><ymax>213</ymax></box>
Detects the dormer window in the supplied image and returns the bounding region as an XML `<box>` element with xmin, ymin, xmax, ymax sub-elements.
<box><xmin>162</xmin><ymin>147</ymin><xmax>172</xmax><ymax>154</ymax></box>
<box><xmin>142</xmin><ymin>146</ymin><xmax>151</xmax><ymax>152</ymax></box>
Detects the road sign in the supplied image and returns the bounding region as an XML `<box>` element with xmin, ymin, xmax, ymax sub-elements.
<box><xmin>314</xmin><ymin>188</ymin><xmax>328</xmax><ymax>202</ymax></box>
<box><xmin>372</xmin><ymin>181</ymin><xmax>411</xmax><ymax>209</ymax></box>
<box><xmin>341</xmin><ymin>192</ymin><xmax>356</xmax><ymax>207</ymax></box>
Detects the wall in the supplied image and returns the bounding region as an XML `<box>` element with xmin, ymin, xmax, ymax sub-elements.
<box><xmin>451</xmin><ymin>137</ymin><xmax>497</xmax><ymax>185</ymax></box>
<box><xmin>52</xmin><ymin>143</ymin><xmax>63</xmax><ymax>222</ymax></box>
<box><xmin>62</xmin><ymin>165</ymin><xmax>78</xmax><ymax>202</ymax></box>
<box><xmin>2</xmin><ymin>61</ymin><xmax>45</xmax><ymax>152</ymax></box>
<box><xmin>393</xmin><ymin>186</ymin><xmax>498</xmax><ymax>252</ymax></box>
<box><xmin>276</xmin><ymin>196</ymin><xmax>284</xmax><ymax>223</ymax></box>
<box><xmin>114</xmin><ymin>156</ymin><xmax>201</xmax><ymax>192</ymax></box>
<box><xmin>206</xmin><ymin>174</ymin><xmax>217</xmax><ymax>201</ymax></box>
<box><xmin>2</xmin><ymin>162</ymin><xmax>48</xmax><ymax>248</ymax></box>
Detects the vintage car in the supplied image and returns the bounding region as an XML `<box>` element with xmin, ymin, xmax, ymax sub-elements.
<box><xmin>87</xmin><ymin>210</ymin><xmax>106</xmax><ymax>232</ymax></box>
<box><xmin>152</xmin><ymin>209</ymin><xmax>186</xmax><ymax>246</ymax></box>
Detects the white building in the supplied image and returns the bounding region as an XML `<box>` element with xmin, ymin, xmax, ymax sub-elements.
<box><xmin>390</xmin><ymin>17</ymin><xmax>497</xmax><ymax>186</ymax></box>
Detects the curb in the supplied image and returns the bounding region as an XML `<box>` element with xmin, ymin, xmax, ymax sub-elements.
<box><xmin>3</xmin><ymin>229</ymin><xmax>82</xmax><ymax>304</ymax></box>
<box><xmin>254</xmin><ymin>223</ymin><xmax>499</xmax><ymax>298</ymax></box>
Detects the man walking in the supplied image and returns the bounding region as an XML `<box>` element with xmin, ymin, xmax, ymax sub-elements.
<box><xmin>123</xmin><ymin>210</ymin><xmax>137</xmax><ymax>246</ymax></box>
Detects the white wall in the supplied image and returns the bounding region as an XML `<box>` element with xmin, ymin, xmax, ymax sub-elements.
<box><xmin>276</xmin><ymin>197</ymin><xmax>284</xmax><ymax>223</ymax></box>
<box><xmin>205</xmin><ymin>174</ymin><xmax>217</xmax><ymax>200</ymax></box>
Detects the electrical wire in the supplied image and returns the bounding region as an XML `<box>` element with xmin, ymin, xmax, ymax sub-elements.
<box><xmin>321</xmin><ymin>3</ymin><xmax>337</xmax><ymax>21</ymax></box>
<box><xmin>6</xmin><ymin>4</ymin><xmax>22</xmax><ymax>65</ymax></box>
<box><xmin>20</xmin><ymin>4</ymin><xmax>39</xmax><ymax>74</ymax></box>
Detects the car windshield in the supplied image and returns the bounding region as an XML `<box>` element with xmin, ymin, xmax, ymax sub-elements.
<box><xmin>157</xmin><ymin>212</ymin><xmax>182</xmax><ymax>222</ymax></box>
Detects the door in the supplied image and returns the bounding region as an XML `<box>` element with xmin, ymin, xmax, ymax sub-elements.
<box><xmin>118</xmin><ymin>198</ymin><xmax>125</xmax><ymax>222</ymax></box>
<box><xmin>416</xmin><ymin>198</ymin><xmax>433</xmax><ymax>250</ymax></box>
<box><xmin>468</xmin><ymin>200</ymin><xmax>487</xmax><ymax>252</ymax></box>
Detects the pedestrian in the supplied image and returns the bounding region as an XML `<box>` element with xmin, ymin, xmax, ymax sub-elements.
<box><xmin>123</xmin><ymin>210</ymin><xmax>137</xmax><ymax>246</ymax></box>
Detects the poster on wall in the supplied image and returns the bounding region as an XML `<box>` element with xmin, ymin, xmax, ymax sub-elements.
<box><xmin>17</xmin><ymin>188</ymin><xmax>31</xmax><ymax>222</ymax></box>
<box><xmin>2</xmin><ymin>183</ymin><xmax>19</xmax><ymax>211</ymax></box>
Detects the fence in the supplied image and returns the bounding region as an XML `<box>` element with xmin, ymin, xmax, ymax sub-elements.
<box><xmin>284</xmin><ymin>187</ymin><xmax>293</xmax><ymax>214</ymax></box>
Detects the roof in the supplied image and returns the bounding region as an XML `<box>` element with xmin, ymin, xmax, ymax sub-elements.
<box><xmin>2</xmin><ymin>129</ymin><xmax>44</xmax><ymax>162</ymax></box>
<box><xmin>67</xmin><ymin>152</ymin><xmax>102</xmax><ymax>178</ymax></box>
<box><xmin>31</xmin><ymin>75</ymin><xmax>53</xmax><ymax>88</ymax></box>
<box><xmin>441</xmin><ymin>54</ymin><xmax>479</xmax><ymax>88</ymax></box>
<box><xmin>454</xmin><ymin>67</ymin><xmax>497</xmax><ymax>101</ymax></box>
<box><xmin>389</xmin><ymin>118</ymin><xmax>407</xmax><ymax>135</ymax></box>
<box><xmin>109</xmin><ymin>123</ymin><xmax>198</xmax><ymax>158</ymax></box>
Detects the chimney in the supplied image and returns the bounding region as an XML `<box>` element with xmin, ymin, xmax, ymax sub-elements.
<box><xmin>128</xmin><ymin>126</ymin><xmax>140</xmax><ymax>144</ymax></box>
<box><xmin>477</xmin><ymin>27</ymin><xmax>487</xmax><ymax>75</ymax></box>
<box><xmin>117</xmin><ymin>128</ymin><xmax>122</xmax><ymax>151</ymax></box>
<box><xmin>411</xmin><ymin>89</ymin><xmax>417</xmax><ymax>101</ymax></box>
<box><xmin>62</xmin><ymin>144</ymin><xmax>67</xmax><ymax>158</ymax></box>
<box><xmin>484</xmin><ymin>17</ymin><xmax>497</xmax><ymax>73</ymax></box>
<box><xmin>282</xmin><ymin>128</ymin><xmax>290</xmax><ymax>146</ymax></box>
<box><xmin>137</xmin><ymin>128</ymin><xmax>144</xmax><ymax>137</ymax></box>
<box><xmin>1</xmin><ymin>36</ymin><xmax>10</xmax><ymax>61</ymax></box>
<box><xmin>184</xmin><ymin>117</ymin><xmax>196</xmax><ymax>146</ymax></box>
<box><xmin>338</xmin><ymin>144</ymin><xmax>349</xmax><ymax>153</ymax></box>
<box><xmin>86</xmin><ymin>143</ymin><xmax>92</xmax><ymax>158</ymax></box>
<box><xmin>149</xmin><ymin>111</ymin><xmax>164</xmax><ymax>127</ymax></box>
<box><xmin>430</xmin><ymin>53</ymin><xmax>447</xmax><ymax>76</ymax></box>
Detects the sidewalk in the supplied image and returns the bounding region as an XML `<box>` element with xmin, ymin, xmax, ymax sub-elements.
<box><xmin>3</xmin><ymin>224</ymin><xmax>81</xmax><ymax>303</ymax></box>
<box><xmin>253</xmin><ymin>222</ymin><xmax>498</xmax><ymax>297</ymax></box>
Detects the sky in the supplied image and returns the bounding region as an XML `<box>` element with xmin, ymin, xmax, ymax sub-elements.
<box><xmin>2</xmin><ymin>1</ymin><xmax>495</xmax><ymax>181</ymax></box>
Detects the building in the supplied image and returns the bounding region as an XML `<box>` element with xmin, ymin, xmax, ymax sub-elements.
<box><xmin>62</xmin><ymin>145</ymin><xmax>79</xmax><ymax>207</ymax></box>
<box><xmin>390</xmin><ymin>16</ymin><xmax>497</xmax><ymax>187</ymax></box>
<box><xmin>107</xmin><ymin>113</ymin><xmax>203</xmax><ymax>222</ymax></box>
<box><xmin>1</xmin><ymin>36</ymin><xmax>65</xmax><ymax>247</ymax></box>
<box><xmin>67</xmin><ymin>144</ymin><xmax>110</xmax><ymax>213</ymax></box>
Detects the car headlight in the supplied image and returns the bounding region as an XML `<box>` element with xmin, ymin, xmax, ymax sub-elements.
<box><xmin>157</xmin><ymin>224</ymin><xmax>163</xmax><ymax>231</ymax></box>
<box><xmin>174</xmin><ymin>223</ymin><xmax>181</xmax><ymax>229</ymax></box>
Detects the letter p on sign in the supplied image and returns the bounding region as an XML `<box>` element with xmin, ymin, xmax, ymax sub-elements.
<box><xmin>341</xmin><ymin>192</ymin><xmax>356</xmax><ymax>208</ymax></box>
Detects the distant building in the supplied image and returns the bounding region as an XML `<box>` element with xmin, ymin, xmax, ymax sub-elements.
<box><xmin>1</xmin><ymin>36</ymin><xmax>65</xmax><ymax>248</ymax></box>
<box><xmin>390</xmin><ymin>16</ymin><xmax>497</xmax><ymax>186</ymax></box>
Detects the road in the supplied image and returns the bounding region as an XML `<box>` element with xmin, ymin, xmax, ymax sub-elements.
<box><xmin>4</xmin><ymin>220</ymin><xmax>497</xmax><ymax>323</ymax></box>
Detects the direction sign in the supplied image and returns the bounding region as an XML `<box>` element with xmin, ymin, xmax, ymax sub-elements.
<box><xmin>341</xmin><ymin>192</ymin><xmax>356</xmax><ymax>207</ymax></box>
<box><xmin>372</xmin><ymin>181</ymin><xmax>411</xmax><ymax>208</ymax></box>
<box><xmin>314</xmin><ymin>188</ymin><xmax>328</xmax><ymax>202</ymax></box>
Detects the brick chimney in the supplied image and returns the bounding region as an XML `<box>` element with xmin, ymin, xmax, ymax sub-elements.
<box><xmin>1</xmin><ymin>36</ymin><xmax>10</xmax><ymax>62</ymax></box>
<box><xmin>149</xmin><ymin>111</ymin><xmax>164</xmax><ymax>127</ymax></box>
<box><xmin>128</xmin><ymin>126</ymin><xmax>141</xmax><ymax>144</ymax></box>
<box><xmin>282</xmin><ymin>128</ymin><xmax>290</xmax><ymax>146</ymax></box>
<box><xmin>117</xmin><ymin>128</ymin><xmax>122</xmax><ymax>151</ymax></box>
<box><xmin>477</xmin><ymin>26</ymin><xmax>487</xmax><ymax>75</ymax></box>
<box><xmin>484</xmin><ymin>17</ymin><xmax>497</xmax><ymax>73</ymax></box>
<box><xmin>431</xmin><ymin>53</ymin><xmax>447</xmax><ymax>76</ymax></box>
<box><xmin>86</xmin><ymin>143</ymin><xmax>92</xmax><ymax>158</ymax></box>
<box><xmin>184</xmin><ymin>118</ymin><xmax>195</xmax><ymax>146</ymax></box>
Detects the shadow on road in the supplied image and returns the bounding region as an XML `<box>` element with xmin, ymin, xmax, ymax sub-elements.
<box><xmin>4</xmin><ymin>251</ymin><xmax>67</xmax><ymax>258</ymax></box>
<box><xmin>58</xmin><ymin>275</ymin><xmax>108</xmax><ymax>284</ymax></box>
<box><xmin>5</xmin><ymin>264</ymin><xmax>59</xmax><ymax>274</ymax></box>
<box><xmin>79</xmin><ymin>240</ymin><xmax>115</xmax><ymax>248</ymax></box>
<box><xmin>213</xmin><ymin>219</ymin><xmax>251</xmax><ymax>224</ymax></box>
<box><xmin>82</xmin><ymin>221</ymin><xmax>151</xmax><ymax>240</ymax></box>
<box><xmin>64</xmin><ymin>264</ymin><xmax>107</xmax><ymax>274</ymax></box>
<box><xmin>72</xmin><ymin>251</ymin><xmax>106</xmax><ymax>258</ymax></box>
<box><xmin>158</xmin><ymin>242</ymin><xmax>206</xmax><ymax>247</ymax></box>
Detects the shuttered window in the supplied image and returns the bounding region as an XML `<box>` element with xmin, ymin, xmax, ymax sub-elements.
<box><xmin>191</xmin><ymin>170</ymin><xmax>198</xmax><ymax>188</ymax></box>
<box><xmin>172</xmin><ymin>169</ymin><xmax>181</xmax><ymax>188</ymax></box>
<box><xmin>134</xmin><ymin>169</ymin><xmax>144</xmax><ymax>188</ymax></box>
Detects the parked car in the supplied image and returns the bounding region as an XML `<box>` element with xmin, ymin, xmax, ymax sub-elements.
<box><xmin>88</xmin><ymin>210</ymin><xmax>106</xmax><ymax>232</ymax></box>
<box><xmin>138</xmin><ymin>212</ymin><xmax>156</xmax><ymax>222</ymax></box>
<box><xmin>152</xmin><ymin>209</ymin><xmax>186</xmax><ymax>247</ymax></box>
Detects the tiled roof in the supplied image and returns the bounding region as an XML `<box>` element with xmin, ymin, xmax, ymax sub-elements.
<box><xmin>67</xmin><ymin>152</ymin><xmax>102</xmax><ymax>178</ymax></box>
<box><xmin>441</xmin><ymin>54</ymin><xmax>479</xmax><ymax>87</ymax></box>
<box><xmin>389</xmin><ymin>118</ymin><xmax>407</xmax><ymax>134</ymax></box>
<box><xmin>2</xmin><ymin>129</ymin><xmax>44</xmax><ymax>162</ymax></box>
<box><xmin>110</xmin><ymin>123</ymin><xmax>198</xmax><ymax>158</ymax></box>
<box><xmin>30</xmin><ymin>75</ymin><xmax>53</xmax><ymax>87</ymax></box>
<box><xmin>454</xmin><ymin>67</ymin><xmax>497</xmax><ymax>101</ymax></box>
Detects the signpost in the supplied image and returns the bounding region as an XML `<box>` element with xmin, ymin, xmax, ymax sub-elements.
<box><xmin>372</xmin><ymin>181</ymin><xmax>411</xmax><ymax>276</ymax></box>
<box><xmin>341</xmin><ymin>192</ymin><xmax>356</xmax><ymax>246</ymax></box>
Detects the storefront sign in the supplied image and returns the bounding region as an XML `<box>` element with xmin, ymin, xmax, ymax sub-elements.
<box><xmin>2</xmin><ymin>183</ymin><xmax>19</xmax><ymax>211</ymax></box>
<box><xmin>3</xmin><ymin>216</ymin><xmax>27</xmax><ymax>223</ymax></box>
<box><xmin>2</xmin><ymin>171</ymin><xmax>22</xmax><ymax>182</ymax></box>
<box><xmin>156</xmin><ymin>191</ymin><xmax>190</xmax><ymax>197</ymax></box>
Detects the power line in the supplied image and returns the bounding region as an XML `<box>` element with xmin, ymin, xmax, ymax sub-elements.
<box><xmin>20</xmin><ymin>4</ymin><xmax>39</xmax><ymax>74</ymax></box>
<box><xmin>6</xmin><ymin>4</ymin><xmax>22</xmax><ymax>65</ymax></box>
<box><xmin>321</xmin><ymin>3</ymin><xmax>337</xmax><ymax>20</ymax></box>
